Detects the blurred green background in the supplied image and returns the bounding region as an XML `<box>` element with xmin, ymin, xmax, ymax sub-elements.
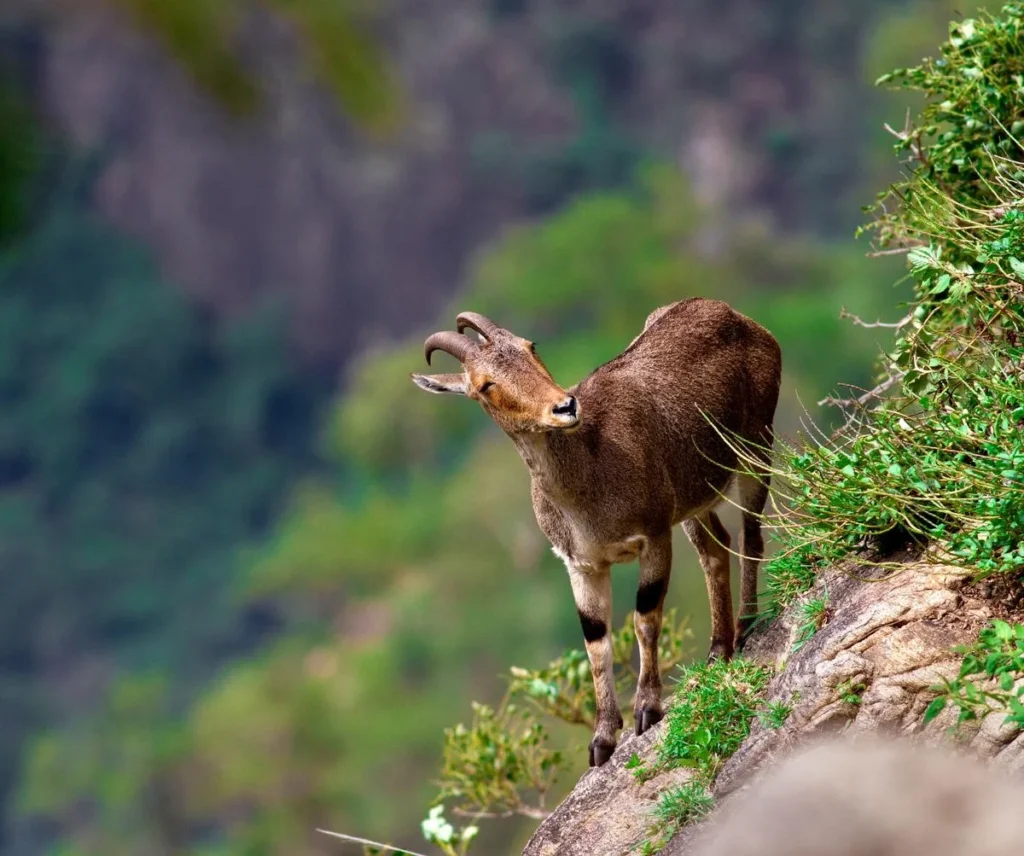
<box><xmin>0</xmin><ymin>0</ymin><xmax>985</xmax><ymax>854</ymax></box>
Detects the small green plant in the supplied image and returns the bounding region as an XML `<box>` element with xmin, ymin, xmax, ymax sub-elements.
<box><xmin>793</xmin><ymin>590</ymin><xmax>830</xmax><ymax>651</ymax></box>
<box><xmin>837</xmin><ymin>679</ymin><xmax>867</xmax><ymax>705</ymax></box>
<box><xmin>625</xmin><ymin>751</ymin><xmax>646</xmax><ymax>781</ymax></box>
<box><xmin>756</xmin><ymin>698</ymin><xmax>793</xmax><ymax>730</ymax></box>
<box><xmin>924</xmin><ymin>619</ymin><xmax>1024</xmax><ymax>729</ymax></box>
<box><xmin>436</xmin><ymin>701</ymin><xmax>562</xmax><ymax>819</ymax></box>
<box><xmin>655</xmin><ymin>659</ymin><xmax>771</xmax><ymax>775</ymax></box>
<box><xmin>634</xmin><ymin>657</ymin><xmax>771</xmax><ymax>852</ymax></box>
<box><xmin>636</xmin><ymin>781</ymin><xmax>715</xmax><ymax>853</ymax></box>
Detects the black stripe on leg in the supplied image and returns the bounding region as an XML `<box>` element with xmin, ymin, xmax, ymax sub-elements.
<box><xmin>636</xmin><ymin>577</ymin><xmax>668</xmax><ymax>614</ymax></box>
<box><xmin>578</xmin><ymin>611</ymin><xmax>607</xmax><ymax>642</ymax></box>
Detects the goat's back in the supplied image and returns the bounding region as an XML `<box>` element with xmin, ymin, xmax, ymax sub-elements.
<box><xmin>574</xmin><ymin>299</ymin><xmax>780</xmax><ymax>503</ymax></box>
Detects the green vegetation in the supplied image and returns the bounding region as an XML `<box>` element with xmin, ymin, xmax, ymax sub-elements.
<box><xmin>639</xmin><ymin>784</ymin><xmax>714</xmax><ymax>854</ymax></box>
<box><xmin>634</xmin><ymin>659</ymin><xmax>772</xmax><ymax>853</ymax></box>
<box><xmin>756</xmin><ymin>698</ymin><xmax>795</xmax><ymax>730</ymax></box>
<box><xmin>112</xmin><ymin>0</ymin><xmax>398</xmax><ymax>127</ymax></box>
<box><xmin>924</xmin><ymin>619</ymin><xmax>1024</xmax><ymax>729</ymax></box>
<box><xmin>758</xmin><ymin>5</ymin><xmax>1024</xmax><ymax>619</ymax></box>
<box><xmin>837</xmin><ymin>679</ymin><xmax>868</xmax><ymax>706</ymax></box>
<box><xmin>655</xmin><ymin>661</ymin><xmax>771</xmax><ymax>775</ymax></box>
<box><xmin>793</xmin><ymin>591</ymin><xmax>830</xmax><ymax>652</ymax></box>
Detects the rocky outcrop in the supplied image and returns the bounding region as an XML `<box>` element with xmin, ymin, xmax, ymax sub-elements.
<box><xmin>521</xmin><ymin>720</ymin><xmax>690</xmax><ymax>856</ymax></box>
<box><xmin>524</xmin><ymin>554</ymin><xmax>1024</xmax><ymax>856</ymax></box>
<box><xmin>686</xmin><ymin>737</ymin><xmax>1024</xmax><ymax>856</ymax></box>
<box><xmin>711</xmin><ymin>557</ymin><xmax>1024</xmax><ymax>795</ymax></box>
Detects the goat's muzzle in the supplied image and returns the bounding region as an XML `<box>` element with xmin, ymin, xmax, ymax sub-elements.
<box><xmin>549</xmin><ymin>395</ymin><xmax>580</xmax><ymax>429</ymax></box>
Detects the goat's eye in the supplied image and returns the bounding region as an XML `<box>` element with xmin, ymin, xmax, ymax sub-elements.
<box><xmin>479</xmin><ymin>381</ymin><xmax>495</xmax><ymax>394</ymax></box>
<box><xmin>529</xmin><ymin>342</ymin><xmax>538</xmax><ymax>355</ymax></box>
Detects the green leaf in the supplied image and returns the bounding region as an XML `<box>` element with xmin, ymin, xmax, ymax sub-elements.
<box><xmin>923</xmin><ymin>697</ymin><xmax>948</xmax><ymax>724</ymax></box>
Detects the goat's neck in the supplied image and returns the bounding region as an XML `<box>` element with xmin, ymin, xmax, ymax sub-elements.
<box><xmin>510</xmin><ymin>428</ymin><xmax>592</xmax><ymax>503</ymax></box>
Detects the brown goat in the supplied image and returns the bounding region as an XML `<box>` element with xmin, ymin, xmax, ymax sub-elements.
<box><xmin>410</xmin><ymin>298</ymin><xmax>781</xmax><ymax>765</ymax></box>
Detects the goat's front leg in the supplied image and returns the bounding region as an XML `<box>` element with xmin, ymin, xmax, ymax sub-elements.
<box><xmin>634</xmin><ymin>533</ymin><xmax>672</xmax><ymax>735</ymax></box>
<box><xmin>568</xmin><ymin>566</ymin><xmax>622</xmax><ymax>766</ymax></box>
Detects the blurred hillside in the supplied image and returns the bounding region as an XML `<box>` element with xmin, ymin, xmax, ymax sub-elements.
<box><xmin>0</xmin><ymin>1</ymin><xmax>989</xmax><ymax>855</ymax></box>
<box><xmin>4</xmin><ymin>0</ymin><xmax>966</xmax><ymax>364</ymax></box>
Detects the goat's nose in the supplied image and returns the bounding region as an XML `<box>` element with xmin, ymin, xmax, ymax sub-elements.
<box><xmin>553</xmin><ymin>396</ymin><xmax>578</xmax><ymax>418</ymax></box>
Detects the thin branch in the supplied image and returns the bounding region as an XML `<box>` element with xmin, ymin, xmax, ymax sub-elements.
<box><xmin>316</xmin><ymin>829</ymin><xmax>430</xmax><ymax>856</ymax></box>
<box><xmin>866</xmin><ymin>245</ymin><xmax>925</xmax><ymax>257</ymax></box>
<box><xmin>819</xmin><ymin>372</ymin><xmax>906</xmax><ymax>441</ymax></box>
<box><xmin>839</xmin><ymin>308</ymin><xmax>914</xmax><ymax>330</ymax></box>
<box><xmin>452</xmin><ymin>805</ymin><xmax>551</xmax><ymax>820</ymax></box>
<box><xmin>818</xmin><ymin>373</ymin><xmax>904</xmax><ymax>411</ymax></box>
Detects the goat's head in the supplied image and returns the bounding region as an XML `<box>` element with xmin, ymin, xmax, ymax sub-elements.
<box><xmin>411</xmin><ymin>312</ymin><xmax>580</xmax><ymax>433</ymax></box>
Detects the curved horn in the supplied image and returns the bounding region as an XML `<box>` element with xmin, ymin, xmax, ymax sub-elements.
<box><xmin>456</xmin><ymin>312</ymin><xmax>503</xmax><ymax>341</ymax></box>
<box><xmin>424</xmin><ymin>331</ymin><xmax>478</xmax><ymax>365</ymax></box>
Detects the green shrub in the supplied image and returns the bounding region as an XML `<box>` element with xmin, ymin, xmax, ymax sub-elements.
<box><xmin>757</xmin><ymin>4</ymin><xmax>1024</xmax><ymax>615</ymax></box>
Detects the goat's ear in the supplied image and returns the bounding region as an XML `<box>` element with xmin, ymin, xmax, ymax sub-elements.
<box><xmin>410</xmin><ymin>372</ymin><xmax>468</xmax><ymax>396</ymax></box>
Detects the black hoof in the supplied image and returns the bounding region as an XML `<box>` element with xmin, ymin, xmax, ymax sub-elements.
<box><xmin>634</xmin><ymin>705</ymin><xmax>664</xmax><ymax>736</ymax></box>
<box><xmin>588</xmin><ymin>735</ymin><xmax>616</xmax><ymax>767</ymax></box>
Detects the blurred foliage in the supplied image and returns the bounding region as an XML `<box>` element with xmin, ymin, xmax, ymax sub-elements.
<box><xmin>0</xmin><ymin>84</ymin><xmax>38</xmax><ymax>247</ymax></box>
<box><xmin>504</xmin><ymin>609</ymin><xmax>693</xmax><ymax>730</ymax></box>
<box><xmin>0</xmin><ymin>159</ymin><xmax>329</xmax><ymax>848</ymax></box>
<box><xmin>112</xmin><ymin>0</ymin><xmax>400</xmax><ymax>130</ymax></box>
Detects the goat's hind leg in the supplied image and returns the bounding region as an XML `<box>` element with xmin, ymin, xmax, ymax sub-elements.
<box><xmin>568</xmin><ymin>566</ymin><xmax>622</xmax><ymax>766</ymax></box>
<box><xmin>736</xmin><ymin>468</ymin><xmax>771</xmax><ymax>652</ymax></box>
<box><xmin>633</xmin><ymin>534</ymin><xmax>672</xmax><ymax>735</ymax></box>
<box><xmin>683</xmin><ymin>510</ymin><xmax>734</xmax><ymax>661</ymax></box>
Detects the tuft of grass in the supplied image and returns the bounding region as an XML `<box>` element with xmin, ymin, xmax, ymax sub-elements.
<box><xmin>837</xmin><ymin>678</ymin><xmax>867</xmax><ymax>706</ymax></box>
<box><xmin>793</xmin><ymin>591</ymin><xmax>830</xmax><ymax>652</ymax></box>
<box><xmin>635</xmin><ymin>782</ymin><xmax>715</xmax><ymax>854</ymax></box>
<box><xmin>756</xmin><ymin>697</ymin><xmax>794</xmax><ymax>730</ymax></box>
<box><xmin>635</xmin><ymin>657</ymin><xmax>771</xmax><ymax>852</ymax></box>
<box><xmin>655</xmin><ymin>658</ymin><xmax>771</xmax><ymax>773</ymax></box>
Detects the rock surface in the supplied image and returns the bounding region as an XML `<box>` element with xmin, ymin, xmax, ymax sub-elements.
<box><xmin>524</xmin><ymin>554</ymin><xmax>1024</xmax><ymax>856</ymax></box>
<box><xmin>684</xmin><ymin>737</ymin><xmax>1024</xmax><ymax>856</ymax></box>
<box><xmin>521</xmin><ymin>722</ymin><xmax>690</xmax><ymax>856</ymax></box>
<box><xmin>711</xmin><ymin>557</ymin><xmax>1024</xmax><ymax>800</ymax></box>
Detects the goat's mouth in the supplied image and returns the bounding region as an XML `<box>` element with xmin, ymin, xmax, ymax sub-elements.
<box><xmin>546</xmin><ymin>397</ymin><xmax>581</xmax><ymax>430</ymax></box>
<box><xmin>545</xmin><ymin>416</ymin><xmax>579</xmax><ymax>431</ymax></box>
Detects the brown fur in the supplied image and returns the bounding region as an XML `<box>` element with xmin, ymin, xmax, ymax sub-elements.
<box><xmin>411</xmin><ymin>298</ymin><xmax>782</xmax><ymax>765</ymax></box>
